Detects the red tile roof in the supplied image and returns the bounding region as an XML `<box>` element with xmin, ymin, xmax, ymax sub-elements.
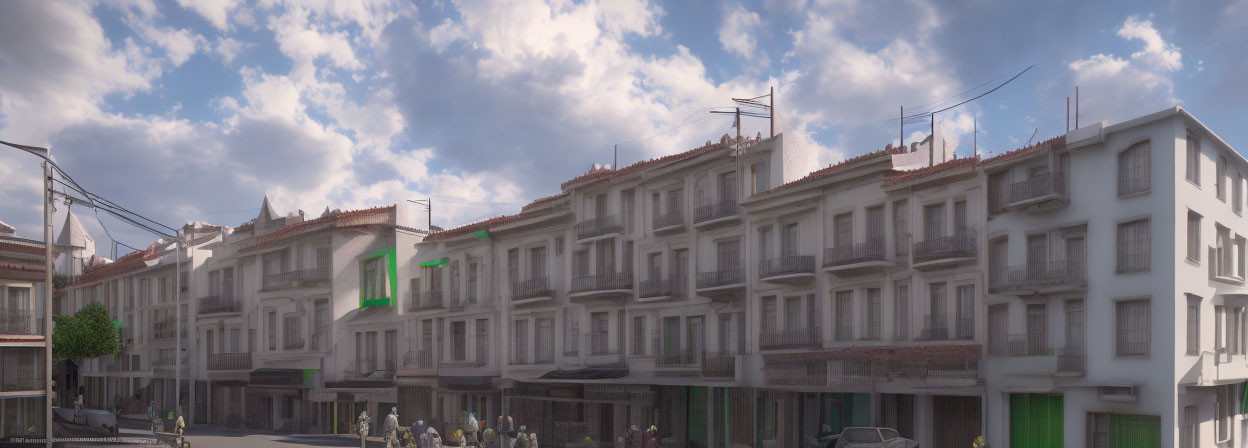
<box><xmin>559</xmin><ymin>141</ymin><xmax>728</xmax><ymax>190</ymax></box>
<box><xmin>761</xmin><ymin>145</ymin><xmax>907</xmax><ymax>195</ymax></box>
<box><xmin>70</xmin><ymin>242</ymin><xmax>162</xmax><ymax>286</ymax></box>
<box><xmin>0</xmin><ymin>262</ymin><xmax>44</xmax><ymax>274</ymax></box>
<box><xmin>520</xmin><ymin>192</ymin><xmax>570</xmax><ymax>213</ymax></box>
<box><xmin>238</xmin><ymin>205</ymin><xmax>397</xmax><ymax>253</ymax></box>
<box><xmin>882</xmin><ymin>156</ymin><xmax>979</xmax><ymax>186</ymax></box>
<box><xmin>763</xmin><ymin>344</ymin><xmax>981</xmax><ymax>364</ymax></box>
<box><xmin>979</xmin><ymin>135</ymin><xmax>1063</xmax><ymax>167</ymax></box>
<box><xmin>0</xmin><ymin>240</ymin><xmax>45</xmax><ymax>256</ymax></box>
<box><xmin>423</xmin><ymin>206</ymin><xmax>558</xmax><ymax>242</ymax></box>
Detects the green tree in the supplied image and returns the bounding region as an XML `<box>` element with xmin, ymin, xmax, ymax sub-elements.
<box><xmin>52</xmin><ymin>302</ymin><xmax>118</xmax><ymax>361</ymax></box>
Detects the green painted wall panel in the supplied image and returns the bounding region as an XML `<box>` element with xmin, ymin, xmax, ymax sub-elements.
<box><xmin>1010</xmin><ymin>394</ymin><xmax>1063</xmax><ymax>448</ymax></box>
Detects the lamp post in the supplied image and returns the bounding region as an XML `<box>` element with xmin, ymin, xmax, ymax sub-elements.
<box><xmin>1</xmin><ymin>140</ymin><xmax>54</xmax><ymax>448</ymax></box>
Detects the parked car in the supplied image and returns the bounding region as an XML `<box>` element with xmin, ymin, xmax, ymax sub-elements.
<box><xmin>831</xmin><ymin>427</ymin><xmax>917</xmax><ymax>448</ymax></box>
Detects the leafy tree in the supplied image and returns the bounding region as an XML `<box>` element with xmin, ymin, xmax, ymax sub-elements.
<box><xmin>51</xmin><ymin>303</ymin><xmax>118</xmax><ymax>361</ymax></box>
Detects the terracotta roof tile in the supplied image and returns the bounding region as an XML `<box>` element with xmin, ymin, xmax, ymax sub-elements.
<box><xmin>761</xmin><ymin>145</ymin><xmax>907</xmax><ymax>195</ymax></box>
<box><xmin>520</xmin><ymin>192</ymin><xmax>570</xmax><ymax>212</ymax></box>
<box><xmin>0</xmin><ymin>262</ymin><xmax>44</xmax><ymax>274</ymax></box>
<box><xmin>0</xmin><ymin>240</ymin><xmax>45</xmax><ymax>256</ymax></box>
<box><xmin>423</xmin><ymin>207</ymin><xmax>554</xmax><ymax>242</ymax></box>
<box><xmin>882</xmin><ymin>156</ymin><xmax>978</xmax><ymax>186</ymax></box>
<box><xmin>979</xmin><ymin>135</ymin><xmax>1063</xmax><ymax>167</ymax></box>
<box><xmin>238</xmin><ymin>205</ymin><xmax>397</xmax><ymax>253</ymax></box>
<box><xmin>70</xmin><ymin>242</ymin><xmax>162</xmax><ymax>286</ymax></box>
<box><xmin>559</xmin><ymin>141</ymin><xmax>728</xmax><ymax>190</ymax></box>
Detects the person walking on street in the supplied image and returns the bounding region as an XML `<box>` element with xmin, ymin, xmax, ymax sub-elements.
<box><xmin>384</xmin><ymin>407</ymin><xmax>400</xmax><ymax>448</ymax></box>
<box><xmin>358</xmin><ymin>410</ymin><xmax>372</xmax><ymax>448</ymax></box>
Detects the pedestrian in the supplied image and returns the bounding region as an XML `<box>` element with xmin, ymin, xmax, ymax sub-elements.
<box><xmin>384</xmin><ymin>407</ymin><xmax>400</xmax><ymax>448</ymax></box>
<box><xmin>358</xmin><ymin>410</ymin><xmax>372</xmax><ymax>448</ymax></box>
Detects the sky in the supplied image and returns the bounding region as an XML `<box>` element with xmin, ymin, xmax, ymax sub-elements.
<box><xmin>1</xmin><ymin>0</ymin><xmax>1246</xmax><ymax>254</ymax></box>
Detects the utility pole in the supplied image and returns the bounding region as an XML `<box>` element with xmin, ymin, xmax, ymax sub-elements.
<box><xmin>613</xmin><ymin>144</ymin><xmax>618</xmax><ymax>171</ymax></box>
<box><xmin>43</xmin><ymin>160</ymin><xmax>53</xmax><ymax>448</ymax></box>
<box><xmin>973</xmin><ymin>117</ymin><xmax>978</xmax><ymax>158</ymax></box>
<box><xmin>899</xmin><ymin>106</ymin><xmax>904</xmax><ymax>149</ymax></box>
<box><xmin>407</xmin><ymin>199</ymin><xmax>432</xmax><ymax>231</ymax></box>
<box><xmin>769</xmin><ymin>86</ymin><xmax>775</xmax><ymax>138</ymax></box>
<box><xmin>174</xmin><ymin>230</ymin><xmax>182</xmax><ymax>426</ymax></box>
<box><xmin>1075</xmin><ymin>86</ymin><xmax>1080</xmax><ymax>129</ymax></box>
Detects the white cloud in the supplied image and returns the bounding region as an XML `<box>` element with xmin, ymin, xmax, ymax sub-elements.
<box><xmin>719</xmin><ymin>3</ymin><xmax>767</xmax><ymax>64</ymax></box>
<box><xmin>1067</xmin><ymin>14</ymin><xmax>1182</xmax><ymax>126</ymax></box>
<box><xmin>1117</xmin><ymin>15</ymin><xmax>1182</xmax><ymax>72</ymax></box>
<box><xmin>214</xmin><ymin>37</ymin><xmax>249</xmax><ymax>64</ymax></box>
<box><xmin>177</xmin><ymin>0</ymin><xmax>242</xmax><ymax>30</ymax></box>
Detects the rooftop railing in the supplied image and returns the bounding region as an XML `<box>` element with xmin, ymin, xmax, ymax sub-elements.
<box><xmin>824</xmin><ymin>238</ymin><xmax>888</xmax><ymax>268</ymax></box>
<box><xmin>576</xmin><ymin>215</ymin><xmax>624</xmax><ymax>240</ymax></box>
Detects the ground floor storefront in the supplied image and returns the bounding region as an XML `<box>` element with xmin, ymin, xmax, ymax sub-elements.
<box><xmin>0</xmin><ymin>396</ymin><xmax>44</xmax><ymax>438</ymax></box>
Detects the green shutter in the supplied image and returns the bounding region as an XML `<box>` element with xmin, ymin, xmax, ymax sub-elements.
<box><xmin>1010</xmin><ymin>394</ymin><xmax>1063</xmax><ymax>448</ymax></box>
<box><xmin>1107</xmin><ymin>413</ymin><xmax>1159</xmax><ymax>448</ymax></box>
<box><xmin>849</xmin><ymin>393</ymin><xmax>871</xmax><ymax>427</ymax></box>
<box><xmin>688</xmin><ymin>387</ymin><xmax>708</xmax><ymax>446</ymax></box>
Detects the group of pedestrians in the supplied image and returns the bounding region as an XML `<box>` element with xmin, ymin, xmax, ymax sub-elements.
<box><xmin>357</xmin><ymin>409</ymin><xmax>664</xmax><ymax>448</ymax></box>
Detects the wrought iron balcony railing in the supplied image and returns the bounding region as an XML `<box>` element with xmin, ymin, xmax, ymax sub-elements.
<box><xmin>586</xmin><ymin>333</ymin><xmax>615</xmax><ymax>356</ymax></box>
<box><xmin>824</xmin><ymin>238</ymin><xmax>888</xmax><ymax>267</ymax></box>
<box><xmin>570</xmin><ymin>272</ymin><xmax>633</xmax><ymax>294</ymax></box>
<box><xmin>345</xmin><ymin>359</ymin><xmax>397</xmax><ymax>379</ymax></box>
<box><xmin>576</xmin><ymin>215</ymin><xmax>624</xmax><ymax>240</ymax></box>
<box><xmin>693</xmin><ymin>199</ymin><xmax>740</xmax><ymax>224</ymax></box>
<box><xmin>0</xmin><ymin>309</ymin><xmax>35</xmax><ymax>335</ymax></box>
<box><xmin>511</xmin><ymin>277</ymin><xmax>554</xmax><ymax>301</ymax></box>
<box><xmin>408</xmin><ymin>290</ymin><xmax>445</xmax><ymax>311</ymax></box>
<box><xmin>701</xmin><ymin>353</ymin><xmax>736</xmax><ymax>379</ymax></box>
<box><xmin>990</xmin><ymin>259</ymin><xmax>1087</xmax><ymax>292</ymax></box>
<box><xmin>1004</xmin><ymin>334</ymin><xmax>1053</xmax><ymax>357</ymax></box>
<box><xmin>198</xmin><ymin>295</ymin><xmax>239</xmax><ymax>314</ymax></box>
<box><xmin>760</xmin><ymin>255</ymin><xmax>816</xmax><ymax>278</ymax></box>
<box><xmin>1056</xmin><ymin>346</ymin><xmax>1086</xmax><ymax>374</ymax></box>
<box><xmin>760</xmin><ymin>327</ymin><xmax>822</xmax><ymax>349</ymax></box>
<box><xmin>917</xmin><ymin>314</ymin><xmax>948</xmax><ymax>341</ymax></box>
<box><xmin>1006</xmin><ymin>171</ymin><xmax>1067</xmax><ymax>206</ymax></box>
<box><xmin>912</xmin><ymin>227</ymin><xmax>977</xmax><ymax>264</ymax></box>
<box><xmin>262</xmin><ymin>266</ymin><xmax>330</xmax><ymax>290</ymax></box>
<box><xmin>638</xmin><ymin>279</ymin><xmax>685</xmax><ymax>299</ymax></box>
<box><xmin>652</xmin><ymin>210</ymin><xmax>684</xmax><ymax>230</ymax></box>
<box><xmin>283</xmin><ymin>337</ymin><xmax>305</xmax><ymax>350</ymax></box>
<box><xmin>696</xmin><ymin>267</ymin><xmax>744</xmax><ymax>289</ymax></box>
<box><xmin>208</xmin><ymin>352</ymin><xmax>252</xmax><ymax>370</ymax></box>
<box><xmin>403</xmin><ymin>350</ymin><xmax>434</xmax><ymax>369</ymax></box>
<box><xmin>655</xmin><ymin>349</ymin><xmax>701</xmax><ymax>367</ymax></box>
<box><xmin>0</xmin><ymin>367</ymin><xmax>43</xmax><ymax>392</ymax></box>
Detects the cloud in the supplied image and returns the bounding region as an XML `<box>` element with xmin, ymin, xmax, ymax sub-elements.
<box><xmin>213</xmin><ymin>37</ymin><xmax>249</xmax><ymax>65</ymax></box>
<box><xmin>719</xmin><ymin>3</ymin><xmax>767</xmax><ymax>63</ymax></box>
<box><xmin>1066</xmin><ymin>14</ymin><xmax>1181</xmax><ymax>125</ymax></box>
<box><xmin>177</xmin><ymin>0</ymin><xmax>242</xmax><ymax>30</ymax></box>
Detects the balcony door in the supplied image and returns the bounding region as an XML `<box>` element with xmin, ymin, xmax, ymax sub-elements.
<box><xmin>717</xmin><ymin>240</ymin><xmax>741</xmax><ymax>271</ymax></box>
<box><xmin>674</xmin><ymin>249</ymin><xmax>689</xmax><ymax>296</ymax></box>
<box><xmin>663</xmin><ymin>317</ymin><xmax>681</xmax><ymax>355</ymax></box>
<box><xmin>924</xmin><ymin>204</ymin><xmax>945</xmax><ymax>240</ymax></box>
<box><xmin>719</xmin><ymin>171</ymin><xmax>737</xmax><ymax>203</ymax></box>
<box><xmin>1065</xmin><ymin>300</ymin><xmax>1084</xmax><ymax>351</ymax></box>
<box><xmin>687</xmin><ymin>316</ymin><xmax>705</xmax><ymax>357</ymax></box>
<box><xmin>1027</xmin><ymin>234</ymin><xmax>1047</xmax><ymax>278</ymax></box>
<box><xmin>594</xmin><ymin>193</ymin><xmax>608</xmax><ymax>220</ymax></box>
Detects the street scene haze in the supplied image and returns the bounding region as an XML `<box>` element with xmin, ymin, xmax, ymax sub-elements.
<box><xmin>1</xmin><ymin>0</ymin><xmax>1246</xmax><ymax>447</ymax></box>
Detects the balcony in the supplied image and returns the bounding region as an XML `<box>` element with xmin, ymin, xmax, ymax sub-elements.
<box><xmin>152</xmin><ymin>349</ymin><xmax>179</xmax><ymax>366</ymax></box>
<box><xmin>1183</xmin><ymin>350</ymin><xmax>1248</xmax><ymax>387</ymax></box>
<box><xmin>764</xmin><ymin>362</ymin><xmax>827</xmax><ymax>388</ymax></box>
<box><xmin>693</xmin><ymin>199</ymin><xmax>740</xmax><ymax>229</ymax></box>
<box><xmin>198</xmin><ymin>295</ymin><xmax>239</xmax><ymax>315</ymax></box>
<box><xmin>990</xmin><ymin>259</ymin><xmax>1087</xmax><ymax>295</ymax></box>
<box><xmin>701</xmin><ymin>353</ymin><xmax>737</xmax><ymax>380</ymax></box>
<box><xmin>760</xmin><ymin>327</ymin><xmax>822</xmax><ymax>350</ymax></box>
<box><xmin>283</xmin><ymin>337</ymin><xmax>305</xmax><ymax>351</ymax></box>
<box><xmin>262</xmin><ymin>266</ymin><xmax>330</xmax><ymax>290</ymax></box>
<box><xmin>586</xmin><ymin>333</ymin><xmax>616</xmax><ymax>356</ymax></box>
<box><xmin>0</xmin><ymin>367</ymin><xmax>43</xmax><ymax>392</ymax></box>
<box><xmin>637</xmin><ymin>279</ymin><xmax>685</xmax><ymax>303</ymax></box>
<box><xmin>1056</xmin><ymin>346</ymin><xmax>1085</xmax><ymax>376</ymax></box>
<box><xmin>439</xmin><ymin>359</ymin><xmax>488</xmax><ymax>371</ymax></box>
<box><xmin>759</xmin><ymin>255</ymin><xmax>816</xmax><ymax>285</ymax></box>
<box><xmin>0</xmin><ymin>309</ymin><xmax>36</xmax><ymax>335</ymax></box>
<box><xmin>576</xmin><ymin>215</ymin><xmax>624</xmax><ymax>242</ymax></box>
<box><xmin>569</xmin><ymin>272</ymin><xmax>633</xmax><ymax>301</ymax></box>
<box><xmin>207</xmin><ymin>352</ymin><xmax>252</xmax><ymax>371</ymax></box>
<box><xmin>655</xmin><ymin>349</ymin><xmax>701</xmax><ymax>368</ymax></box>
<box><xmin>344</xmin><ymin>360</ymin><xmax>397</xmax><ymax>380</ymax></box>
<box><xmin>823</xmin><ymin>238</ymin><xmax>891</xmax><ymax>275</ymax></box>
<box><xmin>1003</xmin><ymin>171</ymin><xmax>1068</xmax><ymax>213</ymax></box>
<box><xmin>408</xmin><ymin>290</ymin><xmax>445</xmax><ymax>312</ymax></box>
<box><xmin>695</xmin><ymin>267</ymin><xmax>745</xmax><ymax>300</ymax></box>
<box><xmin>912</xmin><ymin>227</ymin><xmax>977</xmax><ymax>270</ymax></box>
<box><xmin>652</xmin><ymin>210</ymin><xmax>685</xmax><ymax>233</ymax></box>
<box><xmin>916</xmin><ymin>315</ymin><xmax>948</xmax><ymax>341</ymax></box>
<box><xmin>511</xmin><ymin>277</ymin><xmax>554</xmax><ymax>306</ymax></box>
<box><xmin>448</xmin><ymin>295</ymin><xmax>476</xmax><ymax>313</ymax></box>
<box><xmin>152</xmin><ymin>319</ymin><xmax>185</xmax><ymax>340</ymax></box>
<box><xmin>403</xmin><ymin>350</ymin><xmax>435</xmax><ymax>371</ymax></box>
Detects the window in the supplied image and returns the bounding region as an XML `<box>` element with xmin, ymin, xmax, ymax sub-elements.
<box><xmin>534</xmin><ymin>318</ymin><xmax>553</xmax><ymax>363</ymax></box>
<box><xmin>647</xmin><ymin>253</ymin><xmax>662</xmax><ymax>281</ymax></box>
<box><xmin>312</xmin><ymin>299</ymin><xmax>329</xmax><ymax>350</ymax></box>
<box><xmin>834</xmin><ymin>213</ymin><xmax>853</xmax><ymax>247</ymax></box>
<box><xmin>1187</xmin><ymin>211</ymin><xmax>1201</xmax><ymax>262</ymax></box>
<box><xmin>777</xmin><ymin>223</ymin><xmax>798</xmax><ymax>257</ymax></box>
<box><xmin>662</xmin><ymin>316</ymin><xmax>680</xmax><ymax>355</ymax></box>
<box><xmin>513</xmin><ymin>320</ymin><xmax>528</xmax><ymax>363</ymax></box>
<box><xmin>761</xmin><ymin>296</ymin><xmax>777</xmax><ymax>331</ymax></box>
<box><xmin>1187</xmin><ymin>132</ymin><xmax>1201</xmax><ymax>184</ymax></box>
<box><xmin>673</xmin><ymin>249</ymin><xmax>689</xmax><ymax>296</ymax></box>
<box><xmin>1026</xmin><ymin>304</ymin><xmax>1047</xmax><ymax>355</ymax></box>
<box><xmin>668</xmin><ymin>188</ymin><xmax>683</xmax><ymax>214</ymax></box>
<box><xmin>591</xmin><ymin>312</ymin><xmax>610</xmax><ymax>354</ymax></box>
<box><xmin>866</xmin><ymin>288</ymin><xmax>881</xmax><ymax>340</ymax></box>
<box><xmin>717</xmin><ymin>240</ymin><xmax>741</xmax><ymax>271</ymax></box>
<box><xmin>1118</xmin><ymin>141</ymin><xmax>1151</xmax><ymax>195</ymax></box>
<box><xmin>283</xmin><ymin>315</ymin><xmax>302</xmax><ymax>349</ymax></box>
<box><xmin>988</xmin><ymin>304</ymin><xmax>1008</xmax><ymax>355</ymax></box>
<box><xmin>632</xmin><ymin>316</ymin><xmax>646</xmax><ymax>355</ymax></box>
<box><xmin>1217</xmin><ymin>225</ymin><xmax>1233</xmax><ymax>277</ymax></box>
<box><xmin>651</xmin><ymin>191</ymin><xmax>661</xmax><ymax>219</ymax></box>
<box><xmin>466</xmin><ymin>260</ymin><xmax>479</xmax><ymax>302</ymax></box>
<box><xmin>928</xmin><ymin>282</ymin><xmax>947</xmax><ymax>337</ymax></box>
<box><xmin>758</xmin><ymin>226</ymin><xmax>772</xmax><ymax>262</ymax></box>
<box><xmin>866</xmin><ymin>206</ymin><xmax>885</xmax><ymax>242</ymax></box>
<box><xmin>719</xmin><ymin>171</ymin><xmax>738</xmax><ymax>202</ymax></box>
<box><xmin>1187</xmin><ymin>295</ymin><xmax>1201</xmax><ymax>355</ymax></box>
<box><xmin>1218</xmin><ymin>156</ymin><xmax>1228</xmax><ymax>200</ymax></box>
<box><xmin>623</xmin><ymin>241</ymin><xmax>634</xmax><ymax>275</ymax></box>
<box><xmin>835</xmin><ymin>291</ymin><xmax>853</xmax><ymax>340</ymax></box>
<box><xmin>622</xmin><ymin>189</ymin><xmax>635</xmax><ymax>233</ymax></box>
<box><xmin>955</xmin><ymin>284</ymin><xmax>975</xmax><ymax>340</ymax></box>
<box><xmin>751</xmin><ymin>161</ymin><xmax>769</xmax><ymax>194</ymax></box>
<box><xmin>451</xmin><ymin>321</ymin><xmax>466</xmax><ymax>361</ymax></box>
<box><xmin>892</xmin><ymin>200</ymin><xmax>909</xmax><ymax>255</ymax></box>
<box><xmin>1239</xmin><ymin>235</ymin><xmax>1247</xmax><ymax>278</ymax></box>
<box><xmin>953</xmin><ymin>199</ymin><xmax>967</xmax><ymax>230</ymax></box>
<box><xmin>449</xmin><ymin>259</ymin><xmax>460</xmax><ymax>302</ymax></box>
<box><xmin>1181</xmin><ymin>405</ymin><xmax>1198</xmax><ymax>448</ymax></box>
<box><xmin>361</xmin><ymin>257</ymin><xmax>385</xmax><ymax>301</ymax></box>
<box><xmin>563</xmin><ymin>309</ymin><xmax>580</xmax><ymax>356</ymax></box>
<box><xmin>894</xmin><ymin>281</ymin><xmax>910</xmax><ymax>340</ymax></box>
<box><xmin>267</xmin><ymin>311</ymin><xmax>276</xmax><ymax>350</ymax></box>
<box><xmin>784</xmin><ymin>297</ymin><xmax>802</xmax><ymax>330</ymax></box>
<box><xmin>1217</xmin><ymin>385</ymin><xmax>1235</xmax><ymax>443</ymax></box>
<box><xmin>1115</xmin><ymin>299</ymin><xmax>1150</xmax><ymax>356</ymax></box>
<box><xmin>385</xmin><ymin>330</ymin><xmax>397</xmax><ymax>369</ymax></box>
<box><xmin>475</xmin><ymin>319</ymin><xmax>489</xmax><ymax>363</ymax></box>
<box><xmin>1117</xmin><ymin>219</ymin><xmax>1150</xmax><ymax>273</ymax></box>
<box><xmin>1086</xmin><ymin>412</ymin><xmax>1161</xmax><ymax>448</ymax></box>
<box><xmin>923</xmin><ymin>203</ymin><xmax>945</xmax><ymax>240</ymax></box>
<box><xmin>1237</xmin><ymin>172</ymin><xmax>1245</xmax><ymax>214</ymax></box>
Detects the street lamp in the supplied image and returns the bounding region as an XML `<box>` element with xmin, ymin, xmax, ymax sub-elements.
<box><xmin>1</xmin><ymin>139</ymin><xmax>54</xmax><ymax>448</ymax></box>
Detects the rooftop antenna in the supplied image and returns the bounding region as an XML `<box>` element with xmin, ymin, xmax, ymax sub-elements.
<box><xmin>1075</xmin><ymin>86</ymin><xmax>1080</xmax><ymax>129</ymax></box>
<box><xmin>1066</xmin><ymin>96</ymin><xmax>1070</xmax><ymax>132</ymax></box>
<box><xmin>1026</xmin><ymin>128</ymin><xmax>1039</xmax><ymax>147</ymax></box>
<box><xmin>973</xmin><ymin>116</ymin><xmax>977</xmax><ymax>158</ymax></box>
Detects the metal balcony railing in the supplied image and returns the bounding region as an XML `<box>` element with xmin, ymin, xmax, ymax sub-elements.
<box><xmin>1006</xmin><ymin>172</ymin><xmax>1068</xmax><ymax>206</ymax></box>
<box><xmin>0</xmin><ymin>367</ymin><xmax>43</xmax><ymax>392</ymax></box>
<box><xmin>638</xmin><ymin>279</ymin><xmax>671</xmax><ymax>299</ymax></box>
<box><xmin>824</xmin><ymin>238</ymin><xmax>888</xmax><ymax>268</ymax></box>
<box><xmin>0</xmin><ymin>309</ymin><xmax>35</xmax><ymax>335</ymax></box>
<box><xmin>702</xmin><ymin>353</ymin><xmax>736</xmax><ymax>379</ymax></box>
<box><xmin>653</xmin><ymin>210</ymin><xmax>684</xmax><ymax>230</ymax></box>
<box><xmin>570</xmin><ymin>272</ymin><xmax>633</xmax><ymax>294</ymax></box>
<box><xmin>439</xmin><ymin>359</ymin><xmax>487</xmax><ymax>369</ymax></box>
<box><xmin>576</xmin><ymin>215</ymin><xmax>623</xmax><ymax>240</ymax></box>
<box><xmin>696</xmin><ymin>267</ymin><xmax>744</xmax><ymax>289</ymax></box>
<box><xmin>912</xmin><ymin>227</ymin><xmax>977</xmax><ymax>264</ymax></box>
<box><xmin>511</xmin><ymin>277</ymin><xmax>554</xmax><ymax>301</ymax></box>
<box><xmin>760</xmin><ymin>327</ymin><xmax>822</xmax><ymax>349</ymax></box>
<box><xmin>207</xmin><ymin>352</ymin><xmax>252</xmax><ymax>370</ymax></box>
<box><xmin>408</xmin><ymin>290</ymin><xmax>444</xmax><ymax>311</ymax></box>
<box><xmin>345</xmin><ymin>359</ymin><xmax>396</xmax><ymax>379</ymax></box>
<box><xmin>586</xmin><ymin>333</ymin><xmax>614</xmax><ymax>356</ymax></box>
<box><xmin>448</xmin><ymin>295</ymin><xmax>476</xmax><ymax>312</ymax></box>
<box><xmin>1006</xmin><ymin>334</ymin><xmax>1052</xmax><ymax>356</ymax></box>
<box><xmin>764</xmin><ymin>363</ymin><xmax>827</xmax><ymax>387</ymax></box>
<box><xmin>283</xmin><ymin>337</ymin><xmax>305</xmax><ymax>350</ymax></box>
<box><xmin>693</xmin><ymin>199</ymin><xmax>740</xmax><ymax>224</ymax></box>
<box><xmin>152</xmin><ymin>319</ymin><xmax>178</xmax><ymax>340</ymax></box>
<box><xmin>262</xmin><ymin>265</ymin><xmax>330</xmax><ymax>290</ymax></box>
<box><xmin>760</xmin><ymin>255</ymin><xmax>816</xmax><ymax>279</ymax></box>
<box><xmin>1057</xmin><ymin>346</ymin><xmax>1086</xmax><ymax>374</ymax></box>
<box><xmin>403</xmin><ymin>350</ymin><xmax>434</xmax><ymax>369</ymax></box>
<box><xmin>198</xmin><ymin>295</ymin><xmax>239</xmax><ymax>314</ymax></box>
<box><xmin>655</xmin><ymin>349</ymin><xmax>701</xmax><ymax>367</ymax></box>
<box><xmin>990</xmin><ymin>259</ymin><xmax>1087</xmax><ymax>292</ymax></box>
<box><xmin>917</xmin><ymin>315</ymin><xmax>948</xmax><ymax>341</ymax></box>
<box><xmin>955</xmin><ymin>317</ymin><xmax>974</xmax><ymax>340</ymax></box>
<box><xmin>152</xmin><ymin>349</ymin><xmax>178</xmax><ymax>366</ymax></box>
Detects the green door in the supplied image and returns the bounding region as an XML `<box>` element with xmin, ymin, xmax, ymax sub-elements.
<box><xmin>1108</xmin><ymin>413</ymin><xmax>1160</xmax><ymax>448</ymax></box>
<box><xmin>1010</xmin><ymin>394</ymin><xmax>1063</xmax><ymax>448</ymax></box>
<box><xmin>688</xmin><ymin>387</ymin><xmax>708</xmax><ymax>447</ymax></box>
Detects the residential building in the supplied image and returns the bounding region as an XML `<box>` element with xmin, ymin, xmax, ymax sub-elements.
<box><xmin>0</xmin><ymin>222</ymin><xmax>48</xmax><ymax>439</ymax></box>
